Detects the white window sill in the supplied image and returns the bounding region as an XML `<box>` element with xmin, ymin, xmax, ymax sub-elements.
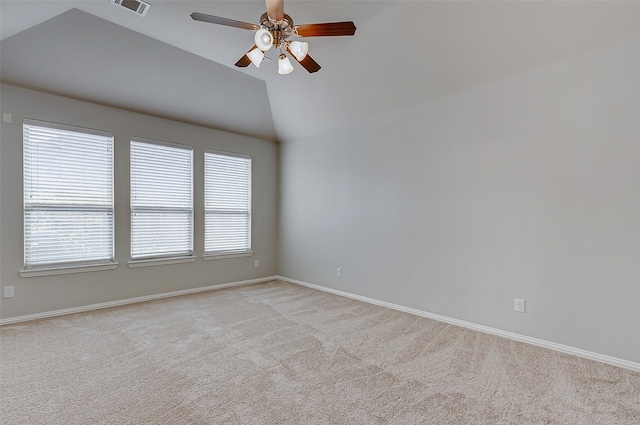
<box><xmin>203</xmin><ymin>251</ymin><xmax>253</xmax><ymax>261</ymax></box>
<box><xmin>20</xmin><ymin>262</ymin><xmax>119</xmax><ymax>278</ymax></box>
<box><xmin>128</xmin><ymin>256</ymin><xmax>197</xmax><ymax>268</ymax></box>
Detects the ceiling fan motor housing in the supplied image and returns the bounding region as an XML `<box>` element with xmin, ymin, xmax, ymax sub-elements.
<box><xmin>260</xmin><ymin>12</ymin><xmax>295</xmax><ymax>48</ymax></box>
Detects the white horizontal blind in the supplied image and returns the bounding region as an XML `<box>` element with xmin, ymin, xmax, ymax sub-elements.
<box><xmin>204</xmin><ymin>151</ymin><xmax>251</xmax><ymax>255</ymax></box>
<box><xmin>130</xmin><ymin>139</ymin><xmax>193</xmax><ymax>259</ymax></box>
<box><xmin>23</xmin><ymin>119</ymin><xmax>114</xmax><ymax>268</ymax></box>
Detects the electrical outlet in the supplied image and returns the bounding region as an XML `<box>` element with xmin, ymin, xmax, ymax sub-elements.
<box><xmin>514</xmin><ymin>298</ymin><xmax>525</xmax><ymax>313</ymax></box>
<box><xmin>3</xmin><ymin>286</ymin><xmax>15</xmax><ymax>298</ymax></box>
<box><xmin>336</xmin><ymin>267</ymin><xmax>342</xmax><ymax>277</ymax></box>
<box><xmin>254</xmin><ymin>260</ymin><xmax>259</xmax><ymax>268</ymax></box>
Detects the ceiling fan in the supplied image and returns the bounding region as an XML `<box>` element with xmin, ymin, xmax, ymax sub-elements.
<box><xmin>190</xmin><ymin>0</ymin><xmax>356</xmax><ymax>74</ymax></box>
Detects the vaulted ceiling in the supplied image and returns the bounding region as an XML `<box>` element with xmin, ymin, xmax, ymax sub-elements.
<box><xmin>2</xmin><ymin>1</ymin><xmax>639</xmax><ymax>143</ymax></box>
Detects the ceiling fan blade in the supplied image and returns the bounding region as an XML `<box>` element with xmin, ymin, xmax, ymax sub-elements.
<box><xmin>235</xmin><ymin>56</ymin><xmax>251</xmax><ymax>67</ymax></box>
<box><xmin>286</xmin><ymin>47</ymin><xmax>321</xmax><ymax>73</ymax></box>
<box><xmin>235</xmin><ymin>45</ymin><xmax>259</xmax><ymax>68</ymax></box>
<box><xmin>298</xmin><ymin>55</ymin><xmax>321</xmax><ymax>73</ymax></box>
<box><xmin>235</xmin><ymin>57</ymin><xmax>251</xmax><ymax>68</ymax></box>
<box><xmin>295</xmin><ymin>21</ymin><xmax>356</xmax><ymax>37</ymax></box>
<box><xmin>265</xmin><ymin>0</ymin><xmax>284</xmax><ymax>22</ymax></box>
<box><xmin>190</xmin><ymin>12</ymin><xmax>257</xmax><ymax>31</ymax></box>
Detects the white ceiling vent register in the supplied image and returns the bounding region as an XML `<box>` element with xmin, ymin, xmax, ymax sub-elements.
<box><xmin>111</xmin><ymin>0</ymin><xmax>150</xmax><ymax>17</ymax></box>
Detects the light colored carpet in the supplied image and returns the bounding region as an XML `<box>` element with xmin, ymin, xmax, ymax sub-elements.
<box><xmin>1</xmin><ymin>280</ymin><xmax>639</xmax><ymax>424</ymax></box>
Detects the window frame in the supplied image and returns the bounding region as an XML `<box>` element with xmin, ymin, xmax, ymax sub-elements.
<box><xmin>20</xmin><ymin>118</ymin><xmax>116</xmax><ymax>276</ymax></box>
<box><xmin>203</xmin><ymin>149</ymin><xmax>252</xmax><ymax>259</ymax></box>
<box><xmin>129</xmin><ymin>137</ymin><xmax>195</xmax><ymax>264</ymax></box>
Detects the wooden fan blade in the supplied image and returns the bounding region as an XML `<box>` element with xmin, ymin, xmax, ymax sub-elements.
<box><xmin>235</xmin><ymin>56</ymin><xmax>251</xmax><ymax>67</ymax></box>
<box><xmin>286</xmin><ymin>47</ymin><xmax>321</xmax><ymax>73</ymax></box>
<box><xmin>265</xmin><ymin>0</ymin><xmax>284</xmax><ymax>22</ymax></box>
<box><xmin>295</xmin><ymin>21</ymin><xmax>356</xmax><ymax>37</ymax></box>
<box><xmin>235</xmin><ymin>45</ymin><xmax>259</xmax><ymax>67</ymax></box>
<box><xmin>190</xmin><ymin>12</ymin><xmax>257</xmax><ymax>31</ymax></box>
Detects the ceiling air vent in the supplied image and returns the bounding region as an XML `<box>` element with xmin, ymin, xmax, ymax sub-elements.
<box><xmin>111</xmin><ymin>0</ymin><xmax>150</xmax><ymax>17</ymax></box>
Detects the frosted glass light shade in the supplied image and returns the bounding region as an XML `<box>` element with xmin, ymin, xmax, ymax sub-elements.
<box><xmin>289</xmin><ymin>41</ymin><xmax>308</xmax><ymax>61</ymax></box>
<box><xmin>278</xmin><ymin>54</ymin><xmax>294</xmax><ymax>74</ymax></box>
<box><xmin>246</xmin><ymin>48</ymin><xmax>264</xmax><ymax>68</ymax></box>
<box><xmin>255</xmin><ymin>29</ymin><xmax>273</xmax><ymax>51</ymax></box>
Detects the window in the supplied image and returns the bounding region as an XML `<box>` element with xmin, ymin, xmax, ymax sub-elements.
<box><xmin>130</xmin><ymin>139</ymin><xmax>193</xmax><ymax>260</ymax></box>
<box><xmin>204</xmin><ymin>151</ymin><xmax>251</xmax><ymax>256</ymax></box>
<box><xmin>23</xmin><ymin>119</ymin><xmax>114</xmax><ymax>269</ymax></box>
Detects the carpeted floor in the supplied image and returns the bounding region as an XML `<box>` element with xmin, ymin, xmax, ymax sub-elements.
<box><xmin>1</xmin><ymin>280</ymin><xmax>639</xmax><ymax>424</ymax></box>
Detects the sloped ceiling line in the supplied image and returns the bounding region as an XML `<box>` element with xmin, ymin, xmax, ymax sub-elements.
<box><xmin>2</xmin><ymin>1</ymin><xmax>639</xmax><ymax>143</ymax></box>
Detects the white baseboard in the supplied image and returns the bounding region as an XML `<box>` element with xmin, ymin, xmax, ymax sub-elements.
<box><xmin>276</xmin><ymin>275</ymin><xmax>640</xmax><ymax>373</ymax></box>
<box><xmin>4</xmin><ymin>274</ymin><xmax>638</xmax><ymax>372</ymax></box>
<box><xmin>0</xmin><ymin>276</ymin><xmax>278</xmax><ymax>326</ymax></box>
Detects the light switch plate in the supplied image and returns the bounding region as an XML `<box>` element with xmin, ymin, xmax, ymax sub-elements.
<box><xmin>3</xmin><ymin>286</ymin><xmax>15</xmax><ymax>298</ymax></box>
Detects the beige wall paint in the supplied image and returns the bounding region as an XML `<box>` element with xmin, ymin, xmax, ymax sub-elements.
<box><xmin>1</xmin><ymin>38</ymin><xmax>638</xmax><ymax>366</ymax></box>
<box><xmin>278</xmin><ymin>39</ymin><xmax>640</xmax><ymax>363</ymax></box>
<box><xmin>0</xmin><ymin>84</ymin><xmax>278</xmax><ymax>319</ymax></box>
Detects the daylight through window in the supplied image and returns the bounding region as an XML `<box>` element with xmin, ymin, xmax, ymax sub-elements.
<box><xmin>23</xmin><ymin>119</ymin><xmax>114</xmax><ymax>269</ymax></box>
<box><xmin>204</xmin><ymin>151</ymin><xmax>252</xmax><ymax>255</ymax></box>
<box><xmin>130</xmin><ymin>139</ymin><xmax>193</xmax><ymax>260</ymax></box>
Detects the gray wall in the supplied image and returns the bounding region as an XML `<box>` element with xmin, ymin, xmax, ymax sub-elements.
<box><xmin>279</xmin><ymin>38</ymin><xmax>640</xmax><ymax>363</ymax></box>
<box><xmin>0</xmin><ymin>84</ymin><xmax>278</xmax><ymax>319</ymax></box>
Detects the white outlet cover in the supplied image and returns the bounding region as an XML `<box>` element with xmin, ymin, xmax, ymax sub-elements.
<box><xmin>254</xmin><ymin>260</ymin><xmax>259</xmax><ymax>267</ymax></box>
<box><xmin>337</xmin><ymin>267</ymin><xmax>342</xmax><ymax>277</ymax></box>
<box><xmin>514</xmin><ymin>298</ymin><xmax>525</xmax><ymax>313</ymax></box>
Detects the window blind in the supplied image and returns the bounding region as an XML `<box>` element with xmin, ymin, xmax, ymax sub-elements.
<box><xmin>204</xmin><ymin>151</ymin><xmax>251</xmax><ymax>255</ymax></box>
<box><xmin>23</xmin><ymin>119</ymin><xmax>114</xmax><ymax>268</ymax></box>
<box><xmin>130</xmin><ymin>139</ymin><xmax>193</xmax><ymax>260</ymax></box>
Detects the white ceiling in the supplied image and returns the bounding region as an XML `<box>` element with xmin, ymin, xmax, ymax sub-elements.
<box><xmin>2</xmin><ymin>1</ymin><xmax>639</xmax><ymax>143</ymax></box>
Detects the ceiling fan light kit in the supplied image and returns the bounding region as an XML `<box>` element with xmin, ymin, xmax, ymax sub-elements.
<box><xmin>190</xmin><ymin>0</ymin><xmax>356</xmax><ymax>75</ymax></box>
<box><xmin>278</xmin><ymin>54</ymin><xmax>294</xmax><ymax>75</ymax></box>
<box><xmin>288</xmin><ymin>40</ymin><xmax>309</xmax><ymax>61</ymax></box>
<box><xmin>255</xmin><ymin>28</ymin><xmax>274</xmax><ymax>51</ymax></box>
<box><xmin>247</xmin><ymin>48</ymin><xmax>265</xmax><ymax>68</ymax></box>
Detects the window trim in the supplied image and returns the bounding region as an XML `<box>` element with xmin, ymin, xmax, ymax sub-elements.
<box><xmin>20</xmin><ymin>263</ymin><xmax>119</xmax><ymax>278</ymax></box>
<box><xmin>203</xmin><ymin>149</ymin><xmax>252</xmax><ymax>257</ymax></box>
<box><xmin>23</xmin><ymin>118</ymin><xmax>114</xmax><ymax>139</ymax></box>
<box><xmin>129</xmin><ymin>137</ymin><xmax>194</xmax><ymax>261</ymax></box>
<box><xmin>22</xmin><ymin>118</ymin><xmax>116</xmax><ymax>273</ymax></box>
